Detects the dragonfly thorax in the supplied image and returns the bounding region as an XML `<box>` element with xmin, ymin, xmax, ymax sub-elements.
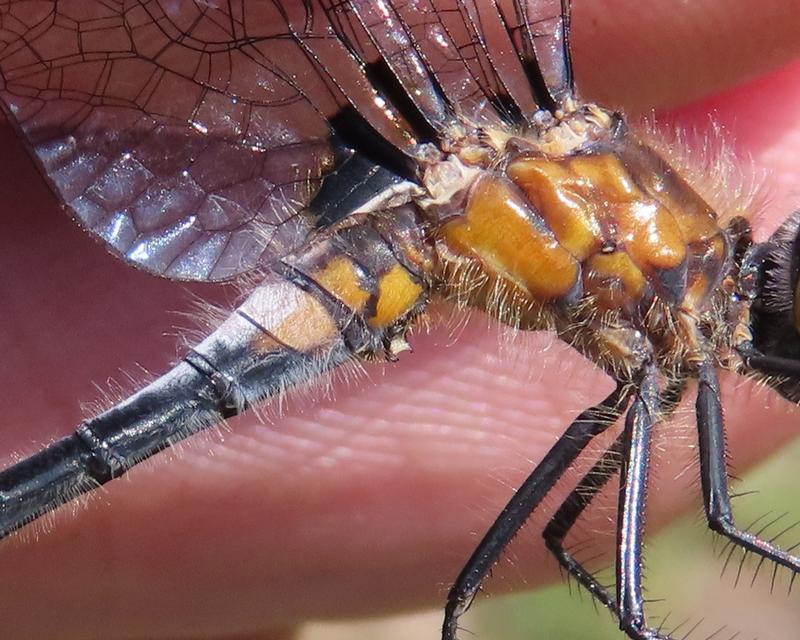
<box><xmin>430</xmin><ymin>112</ymin><xmax>737</xmax><ymax>375</ymax></box>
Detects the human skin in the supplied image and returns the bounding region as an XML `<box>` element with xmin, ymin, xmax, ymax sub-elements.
<box><xmin>0</xmin><ymin>1</ymin><xmax>799</xmax><ymax>639</ymax></box>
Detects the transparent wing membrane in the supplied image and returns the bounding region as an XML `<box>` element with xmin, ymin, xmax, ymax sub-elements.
<box><xmin>0</xmin><ymin>1</ymin><xmax>410</xmax><ymax>279</ymax></box>
<box><xmin>491</xmin><ymin>0</ymin><xmax>573</xmax><ymax>107</ymax></box>
<box><xmin>0</xmin><ymin>1</ymin><xmax>574</xmax><ymax>281</ymax></box>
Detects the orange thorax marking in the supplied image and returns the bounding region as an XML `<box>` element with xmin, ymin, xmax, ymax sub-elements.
<box><xmin>438</xmin><ymin>147</ymin><xmax>727</xmax><ymax>315</ymax></box>
<box><xmin>438</xmin><ymin>175</ymin><xmax>580</xmax><ymax>301</ymax></box>
<box><xmin>509</xmin><ymin>154</ymin><xmax>687</xmax><ymax>276</ymax></box>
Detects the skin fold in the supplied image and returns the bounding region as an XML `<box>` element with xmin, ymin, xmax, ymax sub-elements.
<box><xmin>0</xmin><ymin>1</ymin><xmax>799</xmax><ymax>638</ymax></box>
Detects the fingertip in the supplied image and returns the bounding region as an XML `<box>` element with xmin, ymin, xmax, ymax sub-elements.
<box><xmin>573</xmin><ymin>0</ymin><xmax>800</xmax><ymax>111</ymax></box>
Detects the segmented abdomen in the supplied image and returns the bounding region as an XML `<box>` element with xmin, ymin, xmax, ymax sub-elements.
<box><xmin>0</xmin><ymin>205</ymin><xmax>433</xmax><ymax>538</ymax></box>
<box><xmin>191</xmin><ymin>204</ymin><xmax>433</xmax><ymax>410</ymax></box>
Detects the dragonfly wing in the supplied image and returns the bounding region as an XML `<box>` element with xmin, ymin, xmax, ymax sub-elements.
<box><xmin>0</xmin><ymin>1</ymin><xmax>576</xmax><ymax>281</ymax></box>
<box><xmin>495</xmin><ymin>0</ymin><xmax>575</xmax><ymax>107</ymax></box>
<box><xmin>0</xmin><ymin>1</ymin><xmax>417</xmax><ymax>281</ymax></box>
<box><xmin>332</xmin><ymin>0</ymin><xmax>564</xmax><ymax>129</ymax></box>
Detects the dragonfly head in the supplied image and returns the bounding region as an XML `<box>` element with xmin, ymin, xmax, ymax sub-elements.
<box><xmin>744</xmin><ymin>211</ymin><xmax>800</xmax><ymax>400</ymax></box>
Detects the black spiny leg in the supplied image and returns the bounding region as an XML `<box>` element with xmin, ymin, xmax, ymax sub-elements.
<box><xmin>615</xmin><ymin>362</ymin><xmax>664</xmax><ymax>639</ymax></box>
<box><xmin>442</xmin><ymin>382</ymin><xmax>631</xmax><ymax>640</ymax></box>
<box><xmin>739</xmin><ymin>349</ymin><xmax>800</xmax><ymax>379</ymax></box>
<box><xmin>542</xmin><ymin>377</ymin><xmax>686</xmax><ymax>634</ymax></box>
<box><xmin>696</xmin><ymin>358</ymin><xmax>800</xmax><ymax>578</ymax></box>
<box><xmin>543</xmin><ymin>431</ymin><xmax>627</xmax><ymax>611</ymax></box>
<box><xmin>535</xmin><ymin>361</ymin><xmax>666</xmax><ymax>640</ymax></box>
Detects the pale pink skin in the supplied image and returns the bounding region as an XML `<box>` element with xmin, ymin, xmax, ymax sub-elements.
<box><xmin>0</xmin><ymin>2</ymin><xmax>799</xmax><ymax>638</ymax></box>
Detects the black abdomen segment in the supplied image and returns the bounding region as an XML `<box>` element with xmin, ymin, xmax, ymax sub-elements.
<box><xmin>0</xmin><ymin>338</ymin><xmax>350</xmax><ymax>539</ymax></box>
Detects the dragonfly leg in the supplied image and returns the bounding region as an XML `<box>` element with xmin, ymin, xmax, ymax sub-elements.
<box><xmin>442</xmin><ymin>381</ymin><xmax>631</xmax><ymax>640</ymax></box>
<box><xmin>542</xmin><ymin>431</ymin><xmax>626</xmax><ymax>610</ymax></box>
<box><xmin>613</xmin><ymin>362</ymin><xmax>668</xmax><ymax>639</ymax></box>
<box><xmin>542</xmin><ymin>431</ymin><xmax>677</xmax><ymax>640</ymax></box>
<box><xmin>696</xmin><ymin>358</ymin><xmax>800</xmax><ymax>577</ymax></box>
<box><xmin>545</xmin><ymin>363</ymin><xmax>669</xmax><ymax>639</ymax></box>
<box><xmin>542</xmin><ymin>376</ymin><xmax>687</xmax><ymax>638</ymax></box>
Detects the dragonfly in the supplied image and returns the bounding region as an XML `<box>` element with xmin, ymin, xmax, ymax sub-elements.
<box><xmin>0</xmin><ymin>1</ymin><xmax>798</xmax><ymax>638</ymax></box>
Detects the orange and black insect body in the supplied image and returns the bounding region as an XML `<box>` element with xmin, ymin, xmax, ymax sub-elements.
<box><xmin>425</xmin><ymin>100</ymin><xmax>800</xmax><ymax>640</ymax></box>
<box><xmin>429</xmin><ymin>107</ymin><xmax>738</xmax><ymax>376</ymax></box>
<box><xmin>0</xmin><ymin>204</ymin><xmax>434</xmax><ymax>534</ymax></box>
<box><xmin>0</xmin><ymin>2</ymin><xmax>798</xmax><ymax>640</ymax></box>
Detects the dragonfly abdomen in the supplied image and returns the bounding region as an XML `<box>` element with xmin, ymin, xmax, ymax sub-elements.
<box><xmin>0</xmin><ymin>205</ymin><xmax>432</xmax><ymax>539</ymax></box>
<box><xmin>277</xmin><ymin>204</ymin><xmax>433</xmax><ymax>359</ymax></box>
